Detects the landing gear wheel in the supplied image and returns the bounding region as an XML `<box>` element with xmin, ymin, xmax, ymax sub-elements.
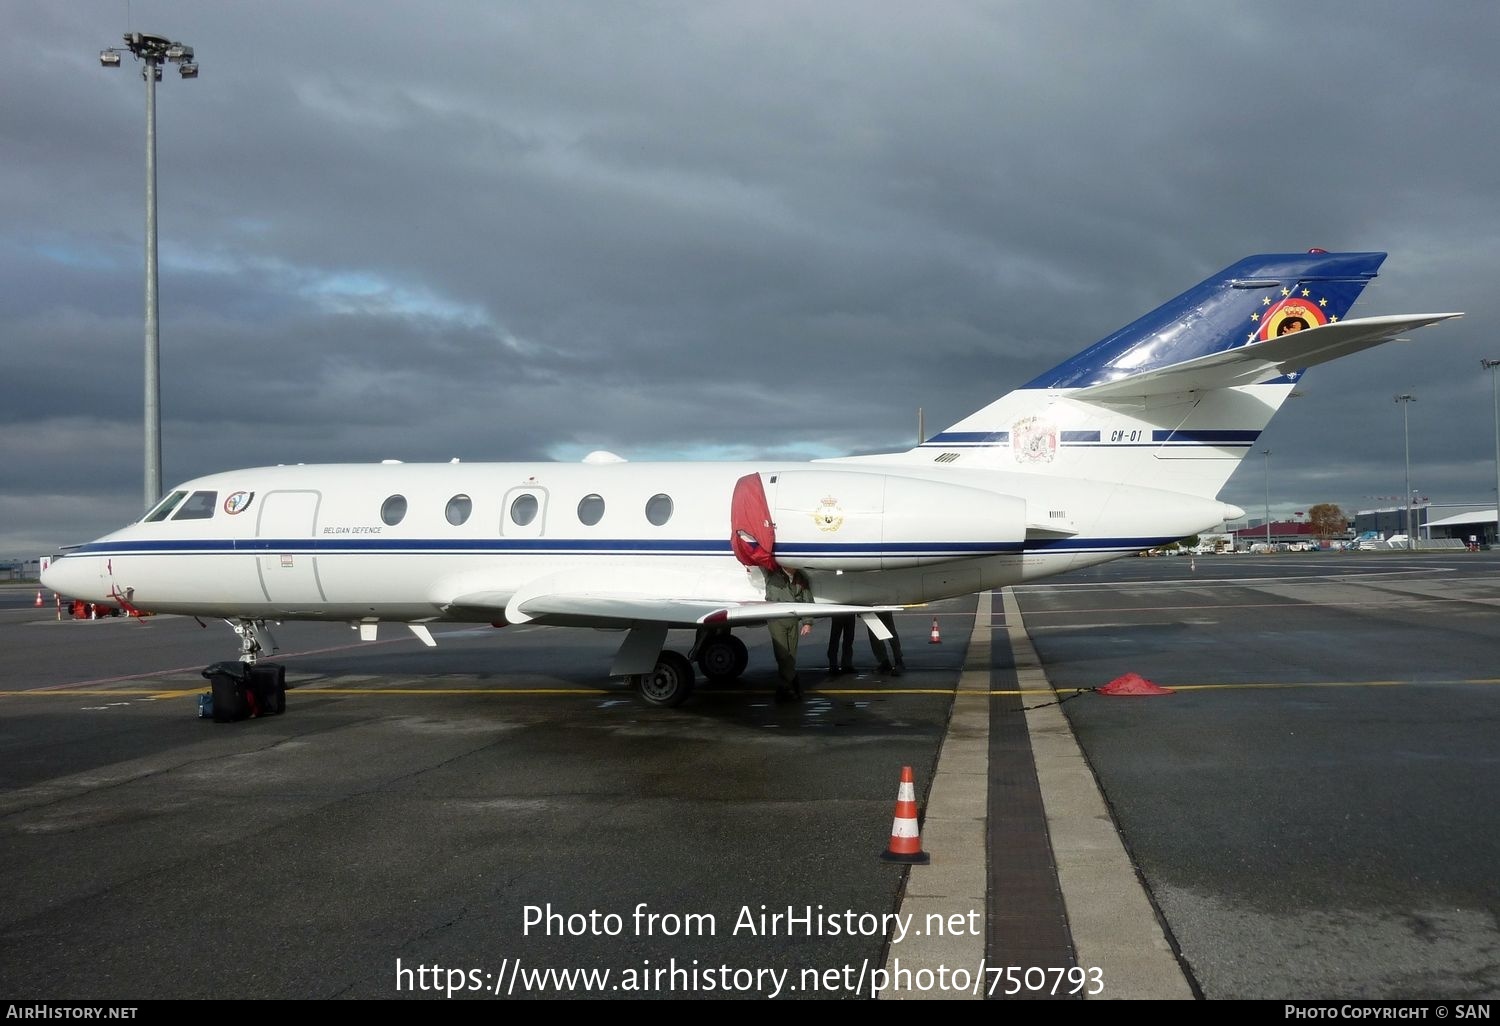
<box><xmin>635</xmin><ymin>650</ymin><xmax>696</xmax><ymax>708</ymax></box>
<box><xmin>697</xmin><ymin>634</ymin><xmax>749</xmax><ymax>682</ymax></box>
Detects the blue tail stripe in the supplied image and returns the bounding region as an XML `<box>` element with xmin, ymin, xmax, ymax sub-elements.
<box><xmin>921</xmin><ymin>431</ymin><xmax>1010</xmax><ymax>446</ymax></box>
<box><xmin>1153</xmin><ymin>429</ymin><xmax>1261</xmax><ymax>443</ymax></box>
<box><xmin>920</xmin><ymin>428</ymin><xmax>1258</xmax><ymax>448</ymax></box>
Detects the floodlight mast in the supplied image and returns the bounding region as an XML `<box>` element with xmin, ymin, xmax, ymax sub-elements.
<box><xmin>1261</xmin><ymin>449</ymin><xmax>1272</xmax><ymax>547</ymax></box>
<box><xmin>1394</xmin><ymin>394</ymin><xmax>1417</xmax><ymax>549</ymax></box>
<box><xmin>99</xmin><ymin>33</ymin><xmax>199</xmax><ymax>510</ymax></box>
<box><xmin>1484</xmin><ymin>360</ymin><xmax>1500</xmax><ymax>545</ymax></box>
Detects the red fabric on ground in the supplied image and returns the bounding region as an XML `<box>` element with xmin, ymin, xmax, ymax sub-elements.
<box><xmin>1098</xmin><ymin>672</ymin><xmax>1174</xmax><ymax>696</ymax></box>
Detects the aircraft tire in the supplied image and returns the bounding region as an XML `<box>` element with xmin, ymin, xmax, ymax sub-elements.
<box><xmin>697</xmin><ymin>634</ymin><xmax>748</xmax><ymax>682</ymax></box>
<box><xmin>636</xmin><ymin>651</ymin><xmax>695</xmax><ymax>708</ymax></box>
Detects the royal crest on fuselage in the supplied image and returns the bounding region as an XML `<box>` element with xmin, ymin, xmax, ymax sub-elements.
<box><xmin>1012</xmin><ymin>416</ymin><xmax>1058</xmax><ymax>464</ymax></box>
<box><xmin>814</xmin><ymin>495</ymin><xmax>845</xmax><ymax>532</ymax></box>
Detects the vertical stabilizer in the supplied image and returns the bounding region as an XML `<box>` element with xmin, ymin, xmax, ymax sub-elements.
<box><xmin>884</xmin><ymin>251</ymin><xmax>1388</xmax><ymax>498</ymax></box>
<box><xmin>1019</xmin><ymin>251</ymin><xmax>1385</xmax><ymax>389</ymax></box>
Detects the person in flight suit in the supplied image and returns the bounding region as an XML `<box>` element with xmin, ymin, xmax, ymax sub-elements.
<box><xmin>765</xmin><ymin>566</ymin><xmax>813</xmax><ymax>702</ymax></box>
<box><xmin>827</xmin><ymin>613</ymin><xmax>856</xmax><ymax>676</ymax></box>
<box><xmin>867</xmin><ymin>610</ymin><xmax>905</xmax><ymax>676</ymax></box>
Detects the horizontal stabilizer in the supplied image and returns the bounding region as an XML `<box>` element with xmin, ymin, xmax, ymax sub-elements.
<box><xmin>1071</xmin><ymin>313</ymin><xmax>1463</xmax><ymax>400</ymax></box>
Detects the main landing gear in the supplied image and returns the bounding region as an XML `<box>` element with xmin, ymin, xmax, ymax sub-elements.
<box><xmin>629</xmin><ymin>630</ymin><xmax>750</xmax><ymax>708</ymax></box>
<box><xmin>632</xmin><ymin>650</ymin><xmax>696</xmax><ymax>708</ymax></box>
<box><xmin>695</xmin><ymin>632</ymin><xmax>749</xmax><ymax>682</ymax></box>
<box><xmin>227</xmin><ymin>617</ymin><xmax>279</xmax><ymax>666</ymax></box>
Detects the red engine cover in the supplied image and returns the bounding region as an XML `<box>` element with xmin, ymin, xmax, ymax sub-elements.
<box><xmin>729</xmin><ymin>472</ymin><xmax>778</xmax><ymax>572</ymax></box>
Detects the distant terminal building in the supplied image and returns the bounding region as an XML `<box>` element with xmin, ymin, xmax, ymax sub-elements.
<box><xmin>1423</xmin><ymin>508</ymin><xmax>1497</xmax><ymax>548</ymax></box>
<box><xmin>1351</xmin><ymin>504</ymin><xmax>1498</xmax><ymax>547</ymax></box>
<box><xmin>0</xmin><ymin>558</ymin><xmax>43</xmax><ymax>581</ymax></box>
<box><xmin>1353</xmin><ymin>504</ymin><xmax>1431</xmax><ymax>542</ymax></box>
<box><xmin>1227</xmin><ymin>520</ymin><xmax>1324</xmax><ymax>550</ymax></box>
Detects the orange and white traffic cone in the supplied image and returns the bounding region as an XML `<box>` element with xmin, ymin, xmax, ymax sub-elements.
<box><xmin>35</xmin><ymin>589</ymin><xmax>43</xmax><ymax>607</ymax></box>
<box><xmin>879</xmin><ymin>765</ymin><xmax>930</xmax><ymax>864</ymax></box>
<box><xmin>929</xmin><ymin>617</ymin><xmax>941</xmax><ymax>644</ymax></box>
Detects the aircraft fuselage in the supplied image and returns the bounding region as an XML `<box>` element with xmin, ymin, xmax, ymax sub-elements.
<box><xmin>44</xmin><ymin>459</ymin><xmax>1230</xmax><ymax>624</ymax></box>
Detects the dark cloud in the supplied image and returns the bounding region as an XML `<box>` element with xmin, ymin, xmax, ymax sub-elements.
<box><xmin>4</xmin><ymin>1</ymin><xmax>1498</xmax><ymax>556</ymax></box>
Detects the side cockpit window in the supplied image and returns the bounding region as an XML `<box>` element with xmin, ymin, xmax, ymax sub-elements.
<box><xmin>171</xmin><ymin>490</ymin><xmax>218</xmax><ymax>521</ymax></box>
<box><xmin>143</xmin><ymin>490</ymin><xmax>189</xmax><ymax>523</ymax></box>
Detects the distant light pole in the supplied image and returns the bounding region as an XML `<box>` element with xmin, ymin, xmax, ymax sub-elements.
<box><xmin>1395</xmin><ymin>394</ymin><xmax>1416</xmax><ymax>549</ymax></box>
<box><xmin>1484</xmin><ymin>360</ymin><xmax>1500</xmax><ymax>545</ymax></box>
<box><xmin>1262</xmin><ymin>448</ymin><xmax>1272</xmax><ymax>547</ymax></box>
<box><xmin>100</xmin><ymin>32</ymin><xmax>199</xmax><ymax>511</ymax></box>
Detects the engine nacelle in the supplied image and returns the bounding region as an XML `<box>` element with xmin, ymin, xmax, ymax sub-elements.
<box><xmin>763</xmin><ymin>470</ymin><xmax>1026</xmax><ymax>570</ymax></box>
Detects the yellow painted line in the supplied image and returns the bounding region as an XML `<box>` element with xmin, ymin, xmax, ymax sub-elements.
<box><xmin>7</xmin><ymin>679</ymin><xmax>1500</xmax><ymax>701</ymax></box>
<box><xmin>0</xmin><ymin>689</ymin><xmax>190</xmax><ymax>697</ymax></box>
<box><xmin>1113</xmin><ymin>679</ymin><xmax>1500</xmax><ymax>691</ymax></box>
<box><xmin>303</xmin><ymin>687</ymin><xmax>613</xmax><ymax>696</ymax></box>
<box><xmin>1018</xmin><ymin>596</ymin><xmax>1500</xmax><ymax>616</ymax></box>
<box><xmin>0</xmin><ymin>685</ymin><xmax>958</xmax><ymax>699</ymax></box>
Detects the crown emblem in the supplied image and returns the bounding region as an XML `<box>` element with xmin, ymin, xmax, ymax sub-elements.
<box><xmin>814</xmin><ymin>495</ymin><xmax>845</xmax><ymax>532</ymax></box>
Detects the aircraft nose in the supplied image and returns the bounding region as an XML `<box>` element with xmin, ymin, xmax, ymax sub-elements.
<box><xmin>41</xmin><ymin>554</ymin><xmax>95</xmax><ymax>600</ymax></box>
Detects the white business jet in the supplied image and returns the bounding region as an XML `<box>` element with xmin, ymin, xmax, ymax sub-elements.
<box><xmin>42</xmin><ymin>250</ymin><xmax>1461</xmax><ymax>707</ymax></box>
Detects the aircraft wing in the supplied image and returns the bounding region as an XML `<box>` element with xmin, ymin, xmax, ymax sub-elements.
<box><xmin>444</xmin><ymin>575</ymin><xmax>901</xmax><ymax>633</ymax></box>
<box><xmin>1071</xmin><ymin>313</ymin><xmax>1463</xmax><ymax>400</ymax></box>
<box><xmin>509</xmin><ymin>594</ymin><xmax>899</xmax><ymax>629</ymax></box>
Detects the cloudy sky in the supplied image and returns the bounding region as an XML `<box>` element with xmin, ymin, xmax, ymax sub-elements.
<box><xmin>4</xmin><ymin>1</ymin><xmax>1497</xmax><ymax>558</ymax></box>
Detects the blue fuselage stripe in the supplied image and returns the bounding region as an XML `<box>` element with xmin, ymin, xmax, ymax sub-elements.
<box><xmin>62</xmin><ymin>535</ymin><xmax>1179</xmax><ymax>559</ymax></box>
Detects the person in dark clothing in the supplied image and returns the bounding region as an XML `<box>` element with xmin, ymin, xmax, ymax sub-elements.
<box><xmin>867</xmin><ymin>610</ymin><xmax>905</xmax><ymax>676</ymax></box>
<box><xmin>764</xmin><ymin>566</ymin><xmax>813</xmax><ymax>702</ymax></box>
<box><xmin>827</xmin><ymin>613</ymin><xmax>855</xmax><ymax>676</ymax></box>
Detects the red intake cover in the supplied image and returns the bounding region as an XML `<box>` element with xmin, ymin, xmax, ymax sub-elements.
<box><xmin>730</xmin><ymin>473</ymin><xmax>779</xmax><ymax>572</ymax></box>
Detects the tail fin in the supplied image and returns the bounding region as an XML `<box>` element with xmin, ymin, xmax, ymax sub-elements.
<box><xmin>1019</xmin><ymin>250</ymin><xmax>1385</xmax><ymax>388</ymax></box>
<box><xmin>898</xmin><ymin>251</ymin><xmax>1460</xmax><ymax>499</ymax></box>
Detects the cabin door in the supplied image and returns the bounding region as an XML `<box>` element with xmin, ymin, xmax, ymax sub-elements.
<box><xmin>255</xmin><ymin>489</ymin><xmax>326</xmax><ymax>605</ymax></box>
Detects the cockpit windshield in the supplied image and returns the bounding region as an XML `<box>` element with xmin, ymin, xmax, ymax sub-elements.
<box><xmin>142</xmin><ymin>490</ymin><xmax>188</xmax><ymax>523</ymax></box>
<box><xmin>171</xmin><ymin>491</ymin><xmax>219</xmax><ymax>521</ymax></box>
